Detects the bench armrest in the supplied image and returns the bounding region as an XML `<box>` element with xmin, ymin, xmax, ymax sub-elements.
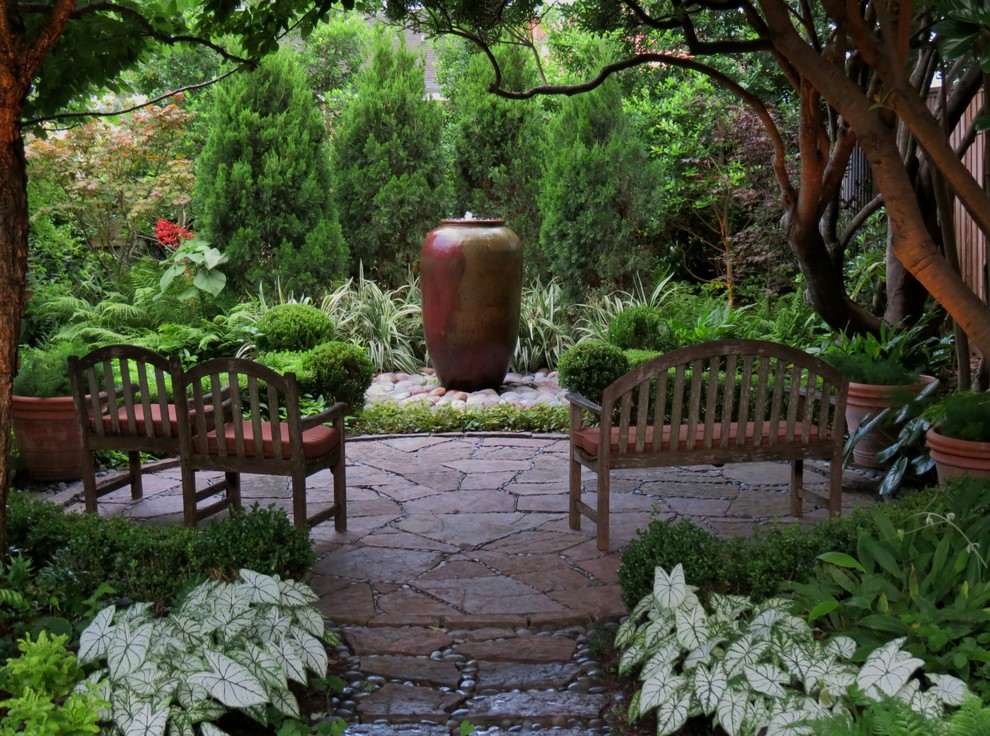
<box><xmin>301</xmin><ymin>401</ymin><xmax>348</xmax><ymax>430</ymax></box>
<box><xmin>565</xmin><ymin>392</ymin><xmax>602</xmax><ymax>418</ymax></box>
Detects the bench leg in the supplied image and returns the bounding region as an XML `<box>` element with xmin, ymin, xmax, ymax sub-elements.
<box><xmin>333</xmin><ymin>454</ymin><xmax>347</xmax><ymax>532</ymax></box>
<box><xmin>292</xmin><ymin>470</ymin><xmax>308</xmax><ymax>531</ymax></box>
<box><xmin>569</xmin><ymin>451</ymin><xmax>582</xmax><ymax>532</ymax></box>
<box><xmin>225</xmin><ymin>472</ymin><xmax>241</xmax><ymax>512</ymax></box>
<box><xmin>181</xmin><ymin>464</ymin><xmax>198</xmax><ymax>527</ymax></box>
<box><xmin>790</xmin><ymin>459</ymin><xmax>803</xmax><ymax>517</ymax></box>
<box><xmin>82</xmin><ymin>450</ymin><xmax>99</xmax><ymax>514</ymax></box>
<box><xmin>128</xmin><ymin>451</ymin><xmax>143</xmax><ymax>500</ymax></box>
<box><xmin>828</xmin><ymin>451</ymin><xmax>842</xmax><ymax>517</ymax></box>
<box><xmin>596</xmin><ymin>468</ymin><xmax>610</xmax><ymax>551</ymax></box>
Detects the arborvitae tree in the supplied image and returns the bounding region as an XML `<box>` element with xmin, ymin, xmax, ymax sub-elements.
<box><xmin>538</xmin><ymin>77</ymin><xmax>659</xmax><ymax>300</ymax></box>
<box><xmin>330</xmin><ymin>30</ymin><xmax>447</xmax><ymax>285</ymax></box>
<box><xmin>194</xmin><ymin>50</ymin><xmax>347</xmax><ymax>296</ymax></box>
<box><xmin>440</xmin><ymin>44</ymin><xmax>545</xmax><ymax>250</ymax></box>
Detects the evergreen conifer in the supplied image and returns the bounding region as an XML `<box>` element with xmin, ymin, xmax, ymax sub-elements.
<box><xmin>194</xmin><ymin>50</ymin><xmax>347</xmax><ymax>296</ymax></box>
<box><xmin>330</xmin><ymin>30</ymin><xmax>447</xmax><ymax>285</ymax></box>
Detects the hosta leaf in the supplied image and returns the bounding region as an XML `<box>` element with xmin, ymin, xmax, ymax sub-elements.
<box><xmin>744</xmin><ymin>663</ymin><xmax>788</xmax><ymax>697</ymax></box>
<box><xmin>656</xmin><ymin>688</ymin><xmax>691</xmax><ymax>736</ymax></box>
<box><xmin>290</xmin><ymin>628</ymin><xmax>329</xmax><ymax>677</ymax></box>
<box><xmin>654</xmin><ymin>565</ymin><xmax>687</xmax><ymax>610</ymax></box>
<box><xmin>78</xmin><ymin>604</ymin><xmax>116</xmax><ymax>663</ymax></box>
<box><xmin>270</xmin><ymin>686</ymin><xmax>301</xmax><ymax>719</ymax></box>
<box><xmin>188</xmin><ymin>651</ymin><xmax>268</xmax><ymax>708</ymax></box>
<box><xmin>239</xmin><ymin>569</ymin><xmax>281</xmax><ymax>605</ymax></box>
<box><xmin>695</xmin><ymin>664</ymin><xmax>728</xmax><ymax>713</ymax></box>
<box><xmin>675</xmin><ymin>604</ymin><xmax>709</xmax><ymax>649</ymax></box>
<box><xmin>640</xmin><ymin>673</ymin><xmax>687</xmax><ymax>714</ymax></box>
<box><xmin>857</xmin><ymin>638</ymin><xmax>923</xmax><ymax>698</ymax></box>
<box><xmin>293</xmin><ymin>605</ymin><xmax>325</xmax><ymax>639</ymax></box>
<box><xmin>927</xmin><ymin>673</ymin><xmax>969</xmax><ymax>705</ymax></box>
<box><xmin>279</xmin><ymin>579</ymin><xmax>318</xmax><ymax>607</ymax></box>
<box><xmin>269</xmin><ymin>638</ymin><xmax>307</xmax><ymax>684</ymax></box>
<box><xmin>121</xmin><ymin>702</ymin><xmax>169</xmax><ymax>736</ymax></box>
<box><xmin>109</xmin><ymin>620</ymin><xmax>153</xmax><ymax>678</ymax></box>
<box><xmin>716</xmin><ymin>687</ymin><xmax>748</xmax><ymax>736</ymax></box>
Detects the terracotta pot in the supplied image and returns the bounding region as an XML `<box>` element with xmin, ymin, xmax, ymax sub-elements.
<box><xmin>926</xmin><ymin>428</ymin><xmax>990</xmax><ymax>483</ymax></box>
<box><xmin>845</xmin><ymin>376</ymin><xmax>936</xmax><ymax>468</ymax></box>
<box><xmin>11</xmin><ymin>395</ymin><xmax>84</xmax><ymax>481</ymax></box>
<box><xmin>421</xmin><ymin>219</ymin><xmax>523</xmax><ymax>391</ymax></box>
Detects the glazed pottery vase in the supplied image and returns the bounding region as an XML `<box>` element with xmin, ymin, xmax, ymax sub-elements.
<box><xmin>926</xmin><ymin>428</ymin><xmax>990</xmax><ymax>482</ymax></box>
<box><xmin>845</xmin><ymin>376</ymin><xmax>935</xmax><ymax>468</ymax></box>
<box><xmin>421</xmin><ymin>219</ymin><xmax>523</xmax><ymax>391</ymax></box>
<box><xmin>11</xmin><ymin>395</ymin><xmax>84</xmax><ymax>481</ymax></box>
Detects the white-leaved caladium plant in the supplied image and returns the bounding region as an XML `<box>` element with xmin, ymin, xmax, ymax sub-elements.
<box><xmin>615</xmin><ymin>564</ymin><xmax>970</xmax><ymax>736</ymax></box>
<box><xmin>77</xmin><ymin>569</ymin><xmax>333</xmax><ymax>736</ymax></box>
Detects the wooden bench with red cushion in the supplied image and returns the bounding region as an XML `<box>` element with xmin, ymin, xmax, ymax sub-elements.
<box><xmin>175</xmin><ymin>357</ymin><xmax>347</xmax><ymax>531</ymax></box>
<box><xmin>567</xmin><ymin>339</ymin><xmax>849</xmax><ymax>550</ymax></box>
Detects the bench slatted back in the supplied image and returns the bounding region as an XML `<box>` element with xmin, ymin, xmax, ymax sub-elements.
<box><xmin>599</xmin><ymin>339</ymin><xmax>847</xmax><ymax>459</ymax></box>
<box><xmin>69</xmin><ymin>344</ymin><xmax>178</xmax><ymax>453</ymax></box>
<box><xmin>179</xmin><ymin>357</ymin><xmax>304</xmax><ymax>472</ymax></box>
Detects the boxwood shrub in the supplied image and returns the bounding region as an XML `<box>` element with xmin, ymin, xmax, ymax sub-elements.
<box><xmin>607</xmin><ymin>306</ymin><xmax>677</xmax><ymax>352</ymax></box>
<box><xmin>255</xmin><ymin>303</ymin><xmax>335</xmax><ymax>353</ymax></box>
<box><xmin>557</xmin><ymin>341</ymin><xmax>629</xmax><ymax>403</ymax></box>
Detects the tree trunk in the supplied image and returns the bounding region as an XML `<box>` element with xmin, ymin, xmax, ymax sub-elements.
<box><xmin>0</xmin><ymin>97</ymin><xmax>30</xmax><ymax>555</ymax></box>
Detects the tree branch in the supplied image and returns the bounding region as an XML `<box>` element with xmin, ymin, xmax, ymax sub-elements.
<box><xmin>24</xmin><ymin>68</ymin><xmax>241</xmax><ymax>126</ymax></box>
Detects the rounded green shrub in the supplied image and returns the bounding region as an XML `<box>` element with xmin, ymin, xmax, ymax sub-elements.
<box><xmin>255</xmin><ymin>304</ymin><xmax>335</xmax><ymax>353</ymax></box>
<box><xmin>607</xmin><ymin>306</ymin><xmax>677</xmax><ymax>352</ymax></box>
<box><xmin>618</xmin><ymin>519</ymin><xmax>730</xmax><ymax>610</ymax></box>
<box><xmin>624</xmin><ymin>349</ymin><xmax>662</xmax><ymax>368</ymax></box>
<box><xmin>192</xmin><ymin>504</ymin><xmax>315</xmax><ymax>581</ymax></box>
<box><xmin>557</xmin><ymin>341</ymin><xmax>629</xmax><ymax>402</ymax></box>
<box><xmin>302</xmin><ymin>341</ymin><xmax>375</xmax><ymax>410</ymax></box>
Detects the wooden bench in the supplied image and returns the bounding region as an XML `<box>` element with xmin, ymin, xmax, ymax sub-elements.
<box><xmin>567</xmin><ymin>339</ymin><xmax>849</xmax><ymax>550</ymax></box>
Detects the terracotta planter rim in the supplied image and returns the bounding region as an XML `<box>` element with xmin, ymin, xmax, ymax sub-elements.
<box><xmin>926</xmin><ymin>427</ymin><xmax>990</xmax><ymax>452</ymax></box>
<box><xmin>847</xmin><ymin>373</ymin><xmax>937</xmax><ymax>392</ymax></box>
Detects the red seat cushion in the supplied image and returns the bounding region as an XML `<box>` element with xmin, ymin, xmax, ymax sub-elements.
<box><xmin>572</xmin><ymin>421</ymin><xmax>820</xmax><ymax>455</ymax></box>
<box><xmin>98</xmin><ymin>404</ymin><xmax>180</xmax><ymax>437</ymax></box>
<box><xmin>204</xmin><ymin>422</ymin><xmax>339</xmax><ymax>460</ymax></box>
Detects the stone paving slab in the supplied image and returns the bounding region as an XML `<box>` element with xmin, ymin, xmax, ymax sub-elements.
<box><xmin>57</xmin><ymin>432</ymin><xmax>878</xmax><ymax>630</ymax></box>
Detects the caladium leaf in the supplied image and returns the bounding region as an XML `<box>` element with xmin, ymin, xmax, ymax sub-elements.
<box><xmin>108</xmin><ymin>620</ymin><xmax>152</xmax><ymax>678</ymax></box>
<box><xmin>857</xmin><ymin>638</ymin><xmax>923</xmax><ymax>698</ymax></box>
<box><xmin>239</xmin><ymin>569</ymin><xmax>281</xmax><ymax>605</ymax></box>
<box><xmin>78</xmin><ymin>604</ymin><xmax>116</xmax><ymax>663</ymax></box>
<box><xmin>654</xmin><ymin>565</ymin><xmax>688</xmax><ymax>610</ymax></box>
<box><xmin>695</xmin><ymin>663</ymin><xmax>728</xmax><ymax>713</ymax></box>
<box><xmin>188</xmin><ymin>651</ymin><xmax>268</xmax><ymax>708</ymax></box>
